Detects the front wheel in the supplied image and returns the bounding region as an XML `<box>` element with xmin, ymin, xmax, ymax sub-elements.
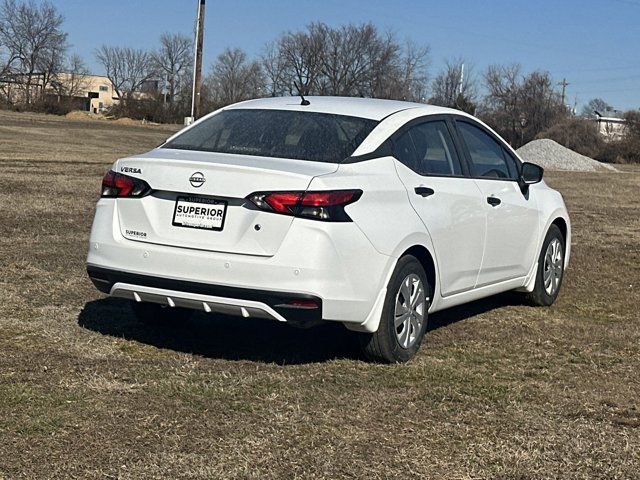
<box><xmin>359</xmin><ymin>255</ymin><xmax>430</xmax><ymax>363</ymax></box>
<box><xmin>527</xmin><ymin>224</ymin><xmax>566</xmax><ymax>306</ymax></box>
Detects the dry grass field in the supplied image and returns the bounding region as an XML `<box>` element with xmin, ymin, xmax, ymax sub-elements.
<box><xmin>0</xmin><ymin>110</ymin><xmax>639</xmax><ymax>479</ymax></box>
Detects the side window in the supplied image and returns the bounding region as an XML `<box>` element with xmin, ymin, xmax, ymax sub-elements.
<box><xmin>408</xmin><ymin>121</ymin><xmax>462</xmax><ymax>176</ymax></box>
<box><xmin>393</xmin><ymin>130</ymin><xmax>419</xmax><ymax>172</ymax></box>
<box><xmin>457</xmin><ymin>122</ymin><xmax>515</xmax><ymax>179</ymax></box>
<box><xmin>393</xmin><ymin>120</ymin><xmax>462</xmax><ymax>176</ymax></box>
<box><xmin>502</xmin><ymin>147</ymin><xmax>521</xmax><ymax>177</ymax></box>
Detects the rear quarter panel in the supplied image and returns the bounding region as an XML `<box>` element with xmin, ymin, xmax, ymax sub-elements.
<box><xmin>308</xmin><ymin>157</ymin><xmax>435</xmax><ymax>258</ymax></box>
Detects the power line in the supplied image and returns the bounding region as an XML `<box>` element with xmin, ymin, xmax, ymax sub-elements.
<box><xmin>574</xmin><ymin>86</ymin><xmax>640</xmax><ymax>95</ymax></box>
<box><xmin>552</xmin><ymin>65</ymin><xmax>640</xmax><ymax>74</ymax></box>
<box><xmin>570</xmin><ymin>73</ymin><xmax>640</xmax><ymax>85</ymax></box>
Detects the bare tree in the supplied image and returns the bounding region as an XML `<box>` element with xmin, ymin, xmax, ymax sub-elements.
<box><xmin>481</xmin><ymin>64</ymin><xmax>567</xmax><ymax>147</ymax></box>
<box><xmin>51</xmin><ymin>53</ymin><xmax>89</xmax><ymax>98</ymax></box>
<box><xmin>319</xmin><ymin>23</ymin><xmax>378</xmax><ymax>96</ymax></box>
<box><xmin>122</xmin><ymin>47</ymin><xmax>154</xmax><ymax>97</ymax></box>
<box><xmin>96</xmin><ymin>45</ymin><xmax>154</xmax><ymax>102</ymax></box>
<box><xmin>264</xmin><ymin>23</ymin><xmax>429</xmax><ymax>101</ymax></box>
<box><xmin>152</xmin><ymin>32</ymin><xmax>191</xmax><ymax>104</ymax></box>
<box><xmin>393</xmin><ymin>41</ymin><xmax>430</xmax><ymax>102</ymax></box>
<box><xmin>430</xmin><ymin>58</ymin><xmax>476</xmax><ymax>112</ymax></box>
<box><xmin>364</xmin><ymin>31</ymin><xmax>401</xmax><ymax>98</ymax></box>
<box><xmin>277</xmin><ymin>24</ymin><xmax>326</xmax><ymax>95</ymax></box>
<box><xmin>205</xmin><ymin>47</ymin><xmax>264</xmax><ymax>109</ymax></box>
<box><xmin>482</xmin><ymin>63</ymin><xmax>523</xmax><ymax>145</ymax></box>
<box><xmin>519</xmin><ymin>71</ymin><xmax>567</xmax><ymax>140</ymax></box>
<box><xmin>581</xmin><ymin>97</ymin><xmax>613</xmax><ymax>117</ymax></box>
<box><xmin>0</xmin><ymin>0</ymin><xmax>67</xmax><ymax>104</ymax></box>
<box><xmin>37</xmin><ymin>37</ymin><xmax>65</xmax><ymax>93</ymax></box>
<box><xmin>0</xmin><ymin>44</ymin><xmax>18</xmax><ymax>102</ymax></box>
<box><xmin>95</xmin><ymin>45</ymin><xmax>126</xmax><ymax>99</ymax></box>
<box><xmin>262</xmin><ymin>41</ymin><xmax>287</xmax><ymax>96</ymax></box>
<box><xmin>0</xmin><ymin>39</ymin><xmax>17</xmax><ymax>79</ymax></box>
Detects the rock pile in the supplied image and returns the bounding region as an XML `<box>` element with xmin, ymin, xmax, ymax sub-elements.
<box><xmin>517</xmin><ymin>139</ymin><xmax>617</xmax><ymax>172</ymax></box>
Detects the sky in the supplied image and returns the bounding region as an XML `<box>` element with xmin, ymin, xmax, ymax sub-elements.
<box><xmin>52</xmin><ymin>0</ymin><xmax>640</xmax><ymax>111</ymax></box>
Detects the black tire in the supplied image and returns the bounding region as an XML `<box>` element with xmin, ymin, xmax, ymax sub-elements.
<box><xmin>526</xmin><ymin>224</ymin><xmax>566</xmax><ymax>306</ymax></box>
<box><xmin>359</xmin><ymin>255</ymin><xmax>430</xmax><ymax>363</ymax></box>
<box><xmin>131</xmin><ymin>301</ymin><xmax>193</xmax><ymax>325</ymax></box>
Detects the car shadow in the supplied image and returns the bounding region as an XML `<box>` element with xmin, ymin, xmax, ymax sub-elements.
<box><xmin>78</xmin><ymin>291</ymin><xmax>524</xmax><ymax>365</ymax></box>
<box><xmin>427</xmin><ymin>291</ymin><xmax>524</xmax><ymax>331</ymax></box>
<box><xmin>78</xmin><ymin>297</ymin><xmax>362</xmax><ymax>365</ymax></box>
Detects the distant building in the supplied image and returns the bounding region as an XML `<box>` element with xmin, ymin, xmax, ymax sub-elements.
<box><xmin>593</xmin><ymin>110</ymin><xmax>627</xmax><ymax>141</ymax></box>
<box><xmin>1</xmin><ymin>72</ymin><xmax>159</xmax><ymax>113</ymax></box>
<box><xmin>47</xmin><ymin>73</ymin><xmax>118</xmax><ymax>113</ymax></box>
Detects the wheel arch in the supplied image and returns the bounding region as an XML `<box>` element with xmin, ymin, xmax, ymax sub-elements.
<box><xmin>520</xmin><ymin>210</ymin><xmax>571</xmax><ymax>293</ymax></box>
<box><xmin>401</xmin><ymin>245</ymin><xmax>437</xmax><ymax>303</ymax></box>
<box><xmin>346</xmin><ymin>239</ymin><xmax>439</xmax><ymax>333</ymax></box>
<box><xmin>551</xmin><ymin>216</ymin><xmax>568</xmax><ymax>243</ymax></box>
<box><xmin>544</xmin><ymin>210</ymin><xmax>571</xmax><ymax>268</ymax></box>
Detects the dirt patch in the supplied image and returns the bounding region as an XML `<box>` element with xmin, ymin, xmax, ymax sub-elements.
<box><xmin>65</xmin><ymin>110</ymin><xmax>105</xmax><ymax>121</ymax></box>
<box><xmin>113</xmin><ymin>117</ymin><xmax>141</xmax><ymax>126</ymax></box>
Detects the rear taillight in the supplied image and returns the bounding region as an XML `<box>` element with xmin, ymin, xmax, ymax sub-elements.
<box><xmin>101</xmin><ymin>170</ymin><xmax>151</xmax><ymax>198</ymax></box>
<box><xmin>247</xmin><ymin>189</ymin><xmax>362</xmax><ymax>222</ymax></box>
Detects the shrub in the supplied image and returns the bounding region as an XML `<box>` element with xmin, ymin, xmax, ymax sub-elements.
<box><xmin>536</xmin><ymin>117</ymin><xmax>604</xmax><ymax>158</ymax></box>
<box><xmin>32</xmin><ymin>99</ymin><xmax>75</xmax><ymax>116</ymax></box>
<box><xmin>596</xmin><ymin>137</ymin><xmax>640</xmax><ymax>164</ymax></box>
<box><xmin>105</xmin><ymin>98</ymin><xmax>186</xmax><ymax>124</ymax></box>
<box><xmin>624</xmin><ymin>110</ymin><xmax>640</xmax><ymax>137</ymax></box>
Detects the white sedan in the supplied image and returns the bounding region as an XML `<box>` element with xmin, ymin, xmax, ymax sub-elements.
<box><xmin>87</xmin><ymin>96</ymin><xmax>570</xmax><ymax>363</ymax></box>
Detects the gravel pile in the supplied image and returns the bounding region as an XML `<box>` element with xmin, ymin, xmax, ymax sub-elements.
<box><xmin>517</xmin><ymin>139</ymin><xmax>617</xmax><ymax>172</ymax></box>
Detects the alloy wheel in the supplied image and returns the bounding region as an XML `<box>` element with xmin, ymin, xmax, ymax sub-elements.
<box><xmin>394</xmin><ymin>273</ymin><xmax>427</xmax><ymax>349</ymax></box>
<box><xmin>543</xmin><ymin>238</ymin><xmax>563</xmax><ymax>296</ymax></box>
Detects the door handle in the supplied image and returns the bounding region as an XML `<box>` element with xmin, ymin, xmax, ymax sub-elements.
<box><xmin>414</xmin><ymin>186</ymin><xmax>435</xmax><ymax>197</ymax></box>
<box><xmin>487</xmin><ymin>196</ymin><xmax>501</xmax><ymax>206</ymax></box>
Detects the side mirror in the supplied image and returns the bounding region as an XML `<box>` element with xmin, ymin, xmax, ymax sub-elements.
<box><xmin>520</xmin><ymin>162</ymin><xmax>544</xmax><ymax>185</ymax></box>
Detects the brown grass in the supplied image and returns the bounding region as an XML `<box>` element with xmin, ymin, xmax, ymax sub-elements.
<box><xmin>0</xmin><ymin>110</ymin><xmax>639</xmax><ymax>479</ymax></box>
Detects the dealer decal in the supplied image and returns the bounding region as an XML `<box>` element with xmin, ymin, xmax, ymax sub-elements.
<box><xmin>125</xmin><ymin>229</ymin><xmax>147</xmax><ymax>238</ymax></box>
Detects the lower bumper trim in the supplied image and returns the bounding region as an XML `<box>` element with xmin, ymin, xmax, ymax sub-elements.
<box><xmin>87</xmin><ymin>265</ymin><xmax>323</xmax><ymax>323</ymax></box>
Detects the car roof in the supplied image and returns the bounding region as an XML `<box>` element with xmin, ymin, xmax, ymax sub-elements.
<box><xmin>223</xmin><ymin>96</ymin><xmax>462</xmax><ymax>121</ymax></box>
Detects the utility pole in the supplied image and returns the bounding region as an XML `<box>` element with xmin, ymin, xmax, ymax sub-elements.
<box><xmin>189</xmin><ymin>0</ymin><xmax>206</xmax><ymax>122</ymax></box>
<box><xmin>558</xmin><ymin>78</ymin><xmax>569</xmax><ymax>105</ymax></box>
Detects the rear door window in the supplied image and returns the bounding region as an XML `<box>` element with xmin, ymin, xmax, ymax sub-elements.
<box><xmin>393</xmin><ymin>120</ymin><xmax>462</xmax><ymax>176</ymax></box>
<box><xmin>408</xmin><ymin>121</ymin><xmax>462</xmax><ymax>176</ymax></box>
<box><xmin>393</xmin><ymin>130</ymin><xmax>420</xmax><ymax>172</ymax></box>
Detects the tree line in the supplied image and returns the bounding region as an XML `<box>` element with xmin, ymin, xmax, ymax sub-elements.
<box><xmin>1</xmin><ymin>0</ymin><xmax>638</xmax><ymax>160</ymax></box>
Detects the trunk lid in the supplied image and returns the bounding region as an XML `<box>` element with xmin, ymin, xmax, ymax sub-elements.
<box><xmin>114</xmin><ymin>148</ymin><xmax>338</xmax><ymax>257</ymax></box>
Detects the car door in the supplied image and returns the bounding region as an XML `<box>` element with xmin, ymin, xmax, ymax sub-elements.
<box><xmin>392</xmin><ymin>118</ymin><xmax>486</xmax><ymax>297</ymax></box>
<box><xmin>455</xmin><ymin>120</ymin><xmax>540</xmax><ymax>287</ymax></box>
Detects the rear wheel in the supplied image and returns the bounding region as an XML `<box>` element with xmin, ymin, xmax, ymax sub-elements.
<box><xmin>359</xmin><ymin>255</ymin><xmax>430</xmax><ymax>363</ymax></box>
<box><xmin>131</xmin><ymin>301</ymin><xmax>193</xmax><ymax>325</ymax></box>
<box><xmin>527</xmin><ymin>224</ymin><xmax>565</xmax><ymax>306</ymax></box>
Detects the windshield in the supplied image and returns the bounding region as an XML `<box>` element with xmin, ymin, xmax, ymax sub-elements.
<box><xmin>162</xmin><ymin>109</ymin><xmax>378</xmax><ymax>163</ymax></box>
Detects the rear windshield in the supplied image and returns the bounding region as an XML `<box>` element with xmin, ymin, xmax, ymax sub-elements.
<box><xmin>162</xmin><ymin>109</ymin><xmax>378</xmax><ymax>163</ymax></box>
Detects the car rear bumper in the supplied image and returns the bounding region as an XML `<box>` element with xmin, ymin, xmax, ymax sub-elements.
<box><xmin>87</xmin><ymin>265</ymin><xmax>323</xmax><ymax>324</ymax></box>
<box><xmin>86</xmin><ymin>199</ymin><xmax>394</xmax><ymax>324</ymax></box>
